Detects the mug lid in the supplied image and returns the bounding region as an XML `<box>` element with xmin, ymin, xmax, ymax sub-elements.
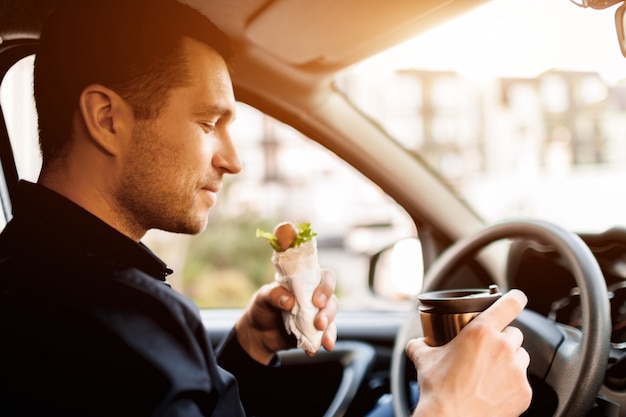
<box><xmin>418</xmin><ymin>285</ymin><xmax>501</xmax><ymax>314</ymax></box>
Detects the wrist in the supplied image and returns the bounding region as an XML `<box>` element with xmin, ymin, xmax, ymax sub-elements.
<box><xmin>234</xmin><ymin>320</ymin><xmax>275</xmax><ymax>365</ymax></box>
<box><xmin>412</xmin><ymin>394</ymin><xmax>450</xmax><ymax>417</ymax></box>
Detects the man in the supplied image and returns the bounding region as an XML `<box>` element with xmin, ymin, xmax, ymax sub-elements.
<box><xmin>0</xmin><ymin>0</ymin><xmax>530</xmax><ymax>416</ymax></box>
<box><xmin>0</xmin><ymin>0</ymin><xmax>336</xmax><ymax>415</ymax></box>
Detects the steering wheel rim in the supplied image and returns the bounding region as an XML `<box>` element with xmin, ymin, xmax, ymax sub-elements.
<box><xmin>391</xmin><ymin>218</ymin><xmax>611</xmax><ymax>417</ymax></box>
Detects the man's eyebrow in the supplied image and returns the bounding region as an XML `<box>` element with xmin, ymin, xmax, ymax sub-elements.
<box><xmin>196</xmin><ymin>104</ymin><xmax>234</xmax><ymax>119</ymax></box>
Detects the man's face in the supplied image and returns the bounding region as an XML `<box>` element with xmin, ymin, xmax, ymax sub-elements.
<box><xmin>117</xmin><ymin>37</ymin><xmax>241</xmax><ymax>236</ymax></box>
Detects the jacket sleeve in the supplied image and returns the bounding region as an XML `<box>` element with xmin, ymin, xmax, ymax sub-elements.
<box><xmin>215</xmin><ymin>329</ymin><xmax>282</xmax><ymax>416</ymax></box>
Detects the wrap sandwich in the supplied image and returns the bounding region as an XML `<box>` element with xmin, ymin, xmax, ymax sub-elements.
<box><xmin>256</xmin><ymin>222</ymin><xmax>322</xmax><ymax>353</ymax></box>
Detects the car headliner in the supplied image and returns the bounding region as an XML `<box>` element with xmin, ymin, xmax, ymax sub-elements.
<box><xmin>1</xmin><ymin>0</ymin><xmax>489</xmax><ymax>74</ymax></box>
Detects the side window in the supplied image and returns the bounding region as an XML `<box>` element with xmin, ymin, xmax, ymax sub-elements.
<box><xmin>0</xmin><ymin>55</ymin><xmax>41</xmax><ymax>183</ymax></box>
<box><xmin>0</xmin><ymin>55</ymin><xmax>40</xmax><ymax>230</ymax></box>
<box><xmin>0</xmin><ymin>55</ymin><xmax>418</xmax><ymax>310</ymax></box>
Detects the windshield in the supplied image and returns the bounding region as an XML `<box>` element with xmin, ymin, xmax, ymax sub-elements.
<box><xmin>338</xmin><ymin>0</ymin><xmax>626</xmax><ymax>233</ymax></box>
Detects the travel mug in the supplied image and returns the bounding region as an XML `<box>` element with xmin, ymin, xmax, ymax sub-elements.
<box><xmin>418</xmin><ymin>285</ymin><xmax>502</xmax><ymax>346</ymax></box>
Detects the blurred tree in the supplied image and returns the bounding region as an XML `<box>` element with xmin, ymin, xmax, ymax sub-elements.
<box><xmin>182</xmin><ymin>218</ymin><xmax>280</xmax><ymax>308</ymax></box>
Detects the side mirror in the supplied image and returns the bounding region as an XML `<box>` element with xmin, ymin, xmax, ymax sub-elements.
<box><xmin>616</xmin><ymin>3</ymin><xmax>626</xmax><ymax>57</ymax></box>
<box><xmin>368</xmin><ymin>238</ymin><xmax>423</xmax><ymax>300</ymax></box>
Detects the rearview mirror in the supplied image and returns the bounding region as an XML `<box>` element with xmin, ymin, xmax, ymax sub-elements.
<box><xmin>570</xmin><ymin>0</ymin><xmax>626</xmax><ymax>57</ymax></box>
<box><xmin>616</xmin><ymin>3</ymin><xmax>626</xmax><ymax>57</ymax></box>
<box><xmin>368</xmin><ymin>238</ymin><xmax>423</xmax><ymax>300</ymax></box>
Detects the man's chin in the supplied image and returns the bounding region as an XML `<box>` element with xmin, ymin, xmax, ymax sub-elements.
<box><xmin>158</xmin><ymin>216</ymin><xmax>209</xmax><ymax>236</ymax></box>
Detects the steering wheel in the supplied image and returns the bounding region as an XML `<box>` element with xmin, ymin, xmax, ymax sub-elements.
<box><xmin>391</xmin><ymin>218</ymin><xmax>611</xmax><ymax>417</ymax></box>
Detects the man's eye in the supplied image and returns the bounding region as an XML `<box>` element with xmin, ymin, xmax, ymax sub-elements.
<box><xmin>201</xmin><ymin>122</ymin><xmax>217</xmax><ymax>132</ymax></box>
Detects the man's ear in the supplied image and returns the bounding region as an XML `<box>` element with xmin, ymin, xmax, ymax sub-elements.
<box><xmin>77</xmin><ymin>84</ymin><xmax>133</xmax><ymax>156</ymax></box>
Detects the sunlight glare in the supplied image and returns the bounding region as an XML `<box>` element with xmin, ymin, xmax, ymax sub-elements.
<box><xmin>357</xmin><ymin>0</ymin><xmax>626</xmax><ymax>83</ymax></box>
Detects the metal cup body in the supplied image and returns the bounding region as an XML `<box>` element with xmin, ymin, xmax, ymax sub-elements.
<box><xmin>420</xmin><ymin>311</ymin><xmax>480</xmax><ymax>347</ymax></box>
<box><xmin>418</xmin><ymin>288</ymin><xmax>501</xmax><ymax>347</ymax></box>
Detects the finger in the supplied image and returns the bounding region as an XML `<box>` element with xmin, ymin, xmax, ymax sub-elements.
<box><xmin>501</xmin><ymin>325</ymin><xmax>524</xmax><ymax>348</ymax></box>
<box><xmin>314</xmin><ymin>293</ymin><xmax>338</xmax><ymax>329</ymax></box>
<box><xmin>517</xmin><ymin>346</ymin><xmax>531</xmax><ymax>369</ymax></box>
<box><xmin>472</xmin><ymin>289</ymin><xmax>527</xmax><ymax>332</ymax></box>
<box><xmin>313</xmin><ymin>269</ymin><xmax>337</xmax><ymax>308</ymax></box>
<box><xmin>321</xmin><ymin>321</ymin><xmax>337</xmax><ymax>352</ymax></box>
<box><xmin>264</xmin><ymin>282</ymin><xmax>295</xmax><ymax>311</ymax></box>
<box><xmin>305</xmin><ymin>322</ymin><xmax>337</xmax><ymax>357</ymax></box>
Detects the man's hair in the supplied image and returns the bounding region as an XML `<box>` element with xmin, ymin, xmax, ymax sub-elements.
<box><xmin>34</xmin><ymin>0</ymin><xmax>233</xmax><ymax>163</ymax></box>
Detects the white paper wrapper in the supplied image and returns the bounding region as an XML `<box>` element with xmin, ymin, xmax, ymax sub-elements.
<box><xmin>272</xmin><ymin>239</ymin><xmax>323</xmax><ymax>353</ymax></box>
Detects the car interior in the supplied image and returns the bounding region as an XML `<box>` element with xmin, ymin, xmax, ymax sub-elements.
<box><xmin>4</xmin><ymin>0</ymin><xmax>626</xmax><ymax>416</ymax></box>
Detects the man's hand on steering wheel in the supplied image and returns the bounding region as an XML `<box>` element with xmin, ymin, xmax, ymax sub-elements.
<box><xmin>406</xmin><ymin>290</ymin><xmax>532</xmax><ymax>417</ymax></box>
